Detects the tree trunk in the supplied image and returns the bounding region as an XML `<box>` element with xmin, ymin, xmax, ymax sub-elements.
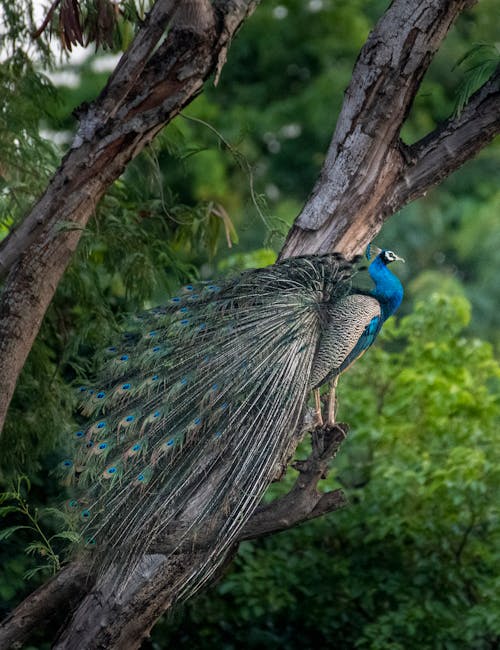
<box><xmin>1</xmin><ymin>0</ymin><xmax>499</xmax><ymax>648</ymax></box>
<box><xmin>0</xmin><ymin>0</ymin><xmax>259</xmax><ymax>433</ymax></box>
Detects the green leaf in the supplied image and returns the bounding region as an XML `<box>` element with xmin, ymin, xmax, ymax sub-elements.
<box><xmin>49</xmin><ymin>531</ymin><xmax>81</xmax><ymax>543</ymax></box>
<box><xmin>0</xmin><ymin>525</ymin><xmax>31</xmax><ymax>541</ymax></box>
<box><xmin>0</xmin><ymin>506</ymin><xmax>21</xmax><ymax>517</ymax></box>
<box><xmin>23</xmin><ymin>565</ymin><xmax>54</xmax><ymax>581</ymax></box>
<box><xmin>25</xmin><ymin>542</ymin><xmax>49</xmax><ymax>556</ymax></box>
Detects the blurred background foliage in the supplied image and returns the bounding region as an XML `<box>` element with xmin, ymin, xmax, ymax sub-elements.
<box><xmin>0</xmin><ymin>0</ymin><xmax>499</xmax><ymax>647</ymax></box>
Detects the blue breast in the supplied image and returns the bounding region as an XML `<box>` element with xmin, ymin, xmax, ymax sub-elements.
<box><xmin>368</xmin><ymin>256</ymin><xmax>404</xmax><ymax>322</ymax></box>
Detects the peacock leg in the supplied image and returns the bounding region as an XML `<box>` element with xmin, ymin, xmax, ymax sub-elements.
<box><xmin>327</xmin><ymin>376</ymin><xmax>339</xmax><ymax>425</ymax></box>
<box><xmin>314</xmin><ymin>388</ymin><xmax>323</xmax><ymax>426</ymax></box>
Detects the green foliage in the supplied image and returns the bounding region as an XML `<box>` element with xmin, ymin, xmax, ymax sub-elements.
<box><xmin>0</xmin><ymin>53</ymin><xmax>58</xmax><ymax>237</ymax></box>
<box><xmin>0</xmin><ymin>0</ymin><xmax>54</xmax><ymax>64</ymax></box>
<box><xmin>153</xmin><ymin>294</ymin><xmax>500</xmax><ymax>649</ymax></box>
<box><xmin>0</xmin><ymin>477</ymin><xmax>75</xmax><ymax>580</ymax></box>
<box><xmin>454</xmin><ymin>43</ymin><xmax>500</xmax><ymax>115</ymax></box>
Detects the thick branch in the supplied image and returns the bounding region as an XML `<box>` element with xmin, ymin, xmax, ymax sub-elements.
<box><xmin>0</xmin><ymin>562</ymin><xmax>89</xmax><ymax>650</ymax></box>
<box><xmin>0</xmin><ymin>0</ymin><xmax>177</xmax><ymax>276</ymax></box>
<box><xmin>281</xmin><ymin>0</ymin><xmax>478</xmax><ymax>259</ymax></box>
<box><xmin>388</xmin><ymin>67</ymin><xmax>500</xmax><ymax>210</ymax></box>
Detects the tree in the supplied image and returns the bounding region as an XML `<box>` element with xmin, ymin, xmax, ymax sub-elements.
<box><xmin>0</xmin><ymin>0</ymin><xmax>499</xmax><ymax>648</ymax></box>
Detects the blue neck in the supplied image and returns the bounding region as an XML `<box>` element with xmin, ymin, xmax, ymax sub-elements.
<box><xmin>369</xmin><ymin>256</ymin><xmax>404</xmax><ymax>321</ymax></box>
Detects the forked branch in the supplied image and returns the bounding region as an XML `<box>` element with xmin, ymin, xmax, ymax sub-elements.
<box><xmin>240</xmin><ymin>423</ymin><xmax>349</xmax><ymax>540</ymax></box>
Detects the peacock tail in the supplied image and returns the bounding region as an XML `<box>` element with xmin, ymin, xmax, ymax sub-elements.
<box><xmin>61</xmin><ymin>250</ymin><xmax>403</xmax><ymax>599</ymax></box>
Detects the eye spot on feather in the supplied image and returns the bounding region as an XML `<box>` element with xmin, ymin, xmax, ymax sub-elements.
<box><xmin>62</xmin><ymin>459</ymin><xmax>73</xmax><ymax>468</ymax></box>
<box><xmin>85</xmin><ymin>536</ymin><xmax>96</xmax><ymax>546</ymax></box>
<box><xmin>124</xmin><ymin>443</ymin><xmax>141</xmax><ymax>459</ymax></box>
<box><xmin>74</xmin><ymin>430</ymin><xmax>85</xmax><ymax>438</ymax></box>
<box><xmin>194</xmin><ymin>417</ymin><xmax>201</xmax><ymax>425</ymax></box>
<box><xmin>81</xmin><ymin>509</ymin><xmax>90</xmax><ymax>520</ymax></box>
<box><xmin>103</xmin><ymin>466</ymin><xmax>117</xmax><ymax>478</ymax></box>
<box><xmin>107</xmin><ymin>346</ymin><xmax>117</xmax><ymax>352</ymax></box>
<box><xmin>134</xmin><ymin>470</ymin><xmax>151</xmax><ymax>486</ymax></box>
<box><xmin>215</xmin><ymin>431</ymin><xmax>222</xmax><ymax>438</ymax></box>
<box><xmin>67</xmin><ymin>499</ymin><xmax>79</xmax><ymax>509</ymax></box>
<box><xmin>212</xmin><ymin>384</ymin><xmax>218</xmax><ymax>391</ymax></box>
<box><xmin>171</xmin><ymin>297</ymin><xmax>181</xmax><ymax>303</ymax></box>
<box><xmin>185</xmin><ymin>285</ymin><xmax>194</xmax><ymax>291</ymax></box>
<box><xmin>78</xmin><ymin>386</ymin><xmax>87</xmax><ymax>393</ymax></box>
<box><xmin>180</xmin><ymin>319</ymin><xmax>189</xmax><ymax>325</ymax></box>
<box><xmin>96</xmin><ymin>421</ymin><xmax>106</xmax><ymax>430</ymax></box>
<box><xmin>86</xmin><ymin>440</ymin><xmax>94</xmax><ymax>448</ymax></box>
<box><xmin>152</xmin><ymin>346</ymin><xmax>161</xmax><ymax>352</ymax></box>
<box><xmin>97</xmin><ymin>391</ymin><xmax>106</xmax><ymax>399</ymax></box>
<box><xmin>199</xmin><ymin>323</ymin><xmax>206</xmax><ymax>331</ymax></box>
<box><xmin>120</xmin><ymin>354</ymin><xmax>129</xmax><ymax>361</ymax></box>
<box><xmin>153</xmin><ymin>410</ymin><xmax>161</xmax><ymax>418</ymax></box>
<box><xmin>122</xmin><ymin>383</ymin><xmax>131</xmax><ymax>390</ymax></box>
<box><xmin>180</xmin><ymin>307</ymin><xmax>189</xmax><ymax>313</ymax></box>
<box><xmin>94</xmin><ymin>442</ymin><xmax>108</xmax><ymax>455</ymax></box>
<box><xmin>148</xmin><ymin>331</ymin><xmax>157</xmax><ymax>337</ymax></box>
<box><xmin>126</xmin><ymin>415</ymin><xmax>134</xmax><ymax>423</ymax></box>
<box><xmin>180</xmin><ymin>377</ymin><xmax>188</xmax><ymax>386</ymax></box>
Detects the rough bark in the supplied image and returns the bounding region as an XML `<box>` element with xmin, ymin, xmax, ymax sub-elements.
<box><xmin>0</xmin><ymin>562</ymin><xmax>89</xmax><ymax>650</ymax></box>
<box><xmin>1</xmin><ymin>0</ymin><xmax>500</xmax><ymax>648</ymax></box>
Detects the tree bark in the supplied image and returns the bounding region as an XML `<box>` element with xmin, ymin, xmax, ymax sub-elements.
<box><xmin>0</xmin><ymin>562</ymin><xmax>89</xmax><ymax>650</ymax></box>
<box><xmin>1</xmin><ymin>0</ymin><xmax>500</xmax><ymax>648</ymax></box>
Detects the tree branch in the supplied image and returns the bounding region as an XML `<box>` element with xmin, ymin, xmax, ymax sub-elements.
<box><xmin>388</xmin><ymin>67</ymin><xmax>500</xmax><ymax>210</ymax></box>
<box><xmin>240</xmin><ymin>423</ymin><xmax>349</xmax><ymax>540</ymax></box>
<box><xmin>0</xmin><ymin>561</ymin><xmax>89</xmax><ymax>650</ymax></box>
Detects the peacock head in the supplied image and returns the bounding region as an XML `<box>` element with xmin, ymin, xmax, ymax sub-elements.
<box><xmin>380</xmin><ymin>249</ymin><xmax>405</xmax><ymax>265</ymax></box>
<box><xmin>366</xmin><ymin>244</ymin><xmax>405</xmax><ymax>265</ymax></box>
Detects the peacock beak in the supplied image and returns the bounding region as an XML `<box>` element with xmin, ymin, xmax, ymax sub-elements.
<box><xmin>394</xmin><ymin>255</ymin><xmax>405</xmax><ymax>263</ymax></box>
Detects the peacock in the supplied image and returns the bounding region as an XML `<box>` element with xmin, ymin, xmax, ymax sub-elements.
<box><xmin>62</xmin><ymin>244</ymin><xmax>404</xmax><ymax>599</ymax></box>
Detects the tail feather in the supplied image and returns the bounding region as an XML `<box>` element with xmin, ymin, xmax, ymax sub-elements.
<box><xmin>65</xmin><ymin>254</ymin><xmax>357</xmax><ymax>597</ymax></box>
